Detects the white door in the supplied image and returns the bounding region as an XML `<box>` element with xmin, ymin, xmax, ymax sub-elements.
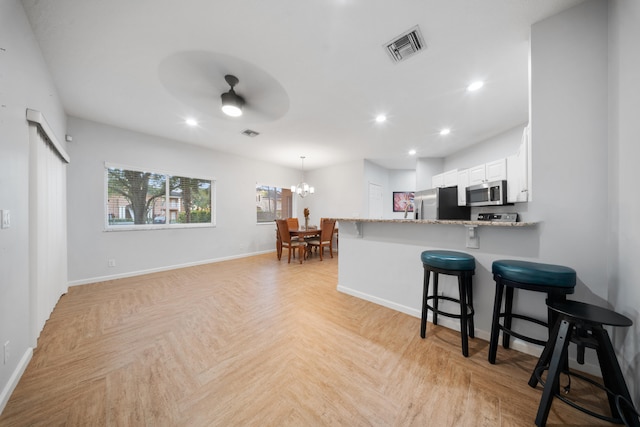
<box><xmin>368</xmin><ymin>182</ymin><xmax>383</xmax><ymax>219</ymax></box>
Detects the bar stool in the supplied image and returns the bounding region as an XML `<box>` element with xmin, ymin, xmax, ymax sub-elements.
<box><xmin>528</xmin><ymin>300</ymin><xmax>638</xmax><ymax>427</ymax></box>
<box><xmin>420</xmin><ymin>250</ymin><xmax>475</xmax><ymax>357</ymax></box>
<box><xmin>488</xmin><ymin>260</ymin><xmax>576</xmax><ymax>364</ymax></box>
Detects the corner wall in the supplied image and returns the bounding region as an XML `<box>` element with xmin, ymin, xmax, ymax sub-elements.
<box><xmin>0</xmin><ymin>0</ymin><xmax>67</xmax><ymax>412</ymax></box>
<box><xmin>609</xmin><ymin>0</ymin><xmax>640</xmax><ymax>405</ymax></box>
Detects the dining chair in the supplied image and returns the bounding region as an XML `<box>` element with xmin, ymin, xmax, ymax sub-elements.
<box><xmin>286</xmin><ymin>217</ymin><xmax>299</xmax><ymax>230</ymax></box>
<box><xmin>286</xmin><ymin>217</ymin><xmax>301</xmax><ymax>250</ymax></box>
<box><xmin>275</xmin><ymin>219</ymin><xmax>307</xmax><ymax>264</ymax></box>
<box><xmin>307</xmin><ymin>218</ymin><xmax>336</xmax><ymax>261</ymax></box>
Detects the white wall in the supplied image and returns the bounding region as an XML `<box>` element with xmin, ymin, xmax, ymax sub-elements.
<box><xmin>66</xmin><ymin>117</ymin><xmax>301</xmax><ymax>284</ymax></box>
<box><xmin>415</xmin><ymin>157</ymin><xmax>443</xmax><ymax>191</ymax></box>
<box><xmin>530</xmin><ymin>0</ymin><xmax>609</xmax><ymax>303</ymax></box>
<box><xmin>301</xmin><ymin>159</ymin><xmax>364</xmax><ymax>222</ymax></box>
<box><xmin>363</xmin><ymin>160</ymin><xmax>389</xmax><ymax>219</ymax></box>
<box><xmin>609</xmin><ymin>0</ymin><xmax>640</xmax><ymax>404</ymax></box>
<box><xmin>0</xmin><ymin>0</ymin><xmax>67</xmax><ymax>411</ymax></box>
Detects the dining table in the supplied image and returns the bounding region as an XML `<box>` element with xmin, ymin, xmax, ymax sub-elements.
<box><xmin>276</xmin><ymin>226</ymin><xmax>320</xmax><ymax>261</ymax></box>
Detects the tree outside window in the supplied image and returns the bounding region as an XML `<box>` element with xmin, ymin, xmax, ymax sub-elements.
<box><xmin>106</xmin><ymin>166</ymin><xmax>213</xmax><ymax>229</ymax></box>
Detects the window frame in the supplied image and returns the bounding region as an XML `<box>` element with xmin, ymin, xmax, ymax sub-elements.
<box><xmin>104</xmin><ymin>162</ymin><xmax>216</xmax><ymax>231</ymax></box>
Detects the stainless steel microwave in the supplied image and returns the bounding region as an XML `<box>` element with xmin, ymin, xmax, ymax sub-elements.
<box><xmin>466</xmin><ymin>180</ymin><xmax>508</xmax><ymax>206</ymax></box>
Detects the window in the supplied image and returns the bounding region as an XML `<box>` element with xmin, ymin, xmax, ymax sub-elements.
<box><xmin>256</xmin><ymin>184</ymin><xmax>292</xmax><ymax>223</ymax></box>
<box><xmin>106</xmin><ymin>164</ymin><xmax>214</xmax><ymax>230</ymax></box>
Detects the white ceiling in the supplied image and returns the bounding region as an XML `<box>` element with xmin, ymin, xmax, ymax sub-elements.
<box><xmin>21</xmin><ymin>0</ymin><xmax>585</xmax><ymax>171</ymax></box>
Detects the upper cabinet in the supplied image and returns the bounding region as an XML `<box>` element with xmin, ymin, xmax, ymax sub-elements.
<box><xmin>469</xmin><ymin>164</ymin><xmax>487</xmax><ymax>185</ymax></box>
<box><xmin>469</xmin><ymin>159</ymin><xmax>506</xmax><ymax>185</ymax></box>
<box><xmin>443</xmin><ymin>169</ymin><xmax>458</xmax><ymax>187</ymax></box>
<box><xmin>507</xmin><ymin>128</ymin><xmax>530</xmax><ymax>203</ymax></box>
<box><xmin>457</xmin><ymin>169</ymin><xmax>469</xmax><ymax>206</ymax></box>
<box><xmin>432</xmin><ymin>169</ymin><xmax>458</xmax><ymax>188</ymax></box>
<box><xmin>486</xmin><ymin>158</ymin><xmax>507</xmax><ymax>182</ymax></box>
<box><xmin>432</xmin><ymin>173</ymin><xmax>444</xmax><ymax>189</ymax></box>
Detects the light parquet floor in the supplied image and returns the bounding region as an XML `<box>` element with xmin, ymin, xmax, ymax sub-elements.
<box><xmin>0</xmin><ymin>252</ymin><xmax>614</xmax><ymax>426</ymax></box>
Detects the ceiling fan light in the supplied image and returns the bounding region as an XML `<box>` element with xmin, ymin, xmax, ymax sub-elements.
<box><xmin>221</xmin><ymin>90</ymin><xmax>244</xmax><ymax>117</ymax></box>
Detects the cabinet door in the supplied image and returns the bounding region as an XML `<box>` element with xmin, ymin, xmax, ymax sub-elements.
<box><xmin>443</xmin><ymin>169</ymin><xmax>458</xmax><ymax>187</ymax></box>
<box><xmin>432</xmin><ymin>173</ymin><xmax>444</xmax><ymax>188</ymax></box>
<box><xmin>507</xmin><ymin>142</ymin><xmax>529</xmax><ymax>202</ymax></box>
<box><xmin>457</xmin><ymin>169</ymin><xmax>469</xmax><ymax>206</ymax></box>
<box><xmin>486</xmin><ymin>158</ymin><xmax>507</xmax><ymax>181</ymax></box>
<box><xmin>469</xmin><ymin>164</ymin><xmax>486</xmax><ymax>185</ymax></box>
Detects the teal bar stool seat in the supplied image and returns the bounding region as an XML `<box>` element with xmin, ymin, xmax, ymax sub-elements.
<box><xmin>420</xmin><ymin>250</ymin><xmax>476</xmax><ymax>357</ymax></box>
<box><xmin>488</xmin><ymin>259</ymin><xmax>576</xmax><ymax>364</ymax></box>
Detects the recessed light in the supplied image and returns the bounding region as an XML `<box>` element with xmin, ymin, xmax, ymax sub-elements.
<box><xmin>408</xmin><ymin>149</ymin><xmax>416</xmax><ymax>156</ymax></box>
<box><xmin>440</xmin><ymin>128</ymin><xmax>451</xmax><ymax>136</ymax></box>
<box><xmin>375</xmin><ymin>114</ymin><xmax>387</xmax><ymax>123</ymax></box>
<box><xmin>467</xmin><ymin>81</ymin><xmax>484</xmax><ymax>92</ymax></box>
<box><xmin>185</xmin><ymin>118</ymin><xmax>198</xmax><ymax>127</ymax></box>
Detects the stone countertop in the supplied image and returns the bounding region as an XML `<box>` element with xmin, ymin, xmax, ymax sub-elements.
<box><xmin>328</xmin><ymin>218</ymin><xmax>537</xmax><ymax>227</ymax></box>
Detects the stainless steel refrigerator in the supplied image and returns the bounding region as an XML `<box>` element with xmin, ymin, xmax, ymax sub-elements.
<box><xmin>413</xmin><ymin>186</ymin><xmax>470</xmax><ymax>220</ymax></box>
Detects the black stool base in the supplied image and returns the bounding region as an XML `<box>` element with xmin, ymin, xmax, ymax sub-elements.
<box><xmin>529</xmin><ymin>301</ymin><xmax>638</xmax><ymax>427</ymax></box>
<box><xmin>488</xmin><ymin>276</ymin><xmax>573</xmax><ymax>364</ymax></box>
<box><xmin>421</xmin><ymin>266</ymin><xmax>474</xmax><ymax>357</ymax></box>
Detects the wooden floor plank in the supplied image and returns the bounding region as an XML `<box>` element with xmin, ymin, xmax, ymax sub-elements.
<box><xmin>0</xmin><ymin>253</ymin><xmax>614</xmax><ymax>426</ymax></box>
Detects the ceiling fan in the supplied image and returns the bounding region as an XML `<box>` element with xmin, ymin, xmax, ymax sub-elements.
<box><xmin>158</xmin><ymin>51</ymin><xmax>290</xmax><ymax>123</ymax></box>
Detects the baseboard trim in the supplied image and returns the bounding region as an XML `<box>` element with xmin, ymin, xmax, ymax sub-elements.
<box><xmin>0</xmin><ymin>347</ymin><xmax>33</xmax><ymax>415</ymax></box>
<box><xmin>67</xmin><ymin>250</ymin><xmax>273</xmax><ymax>287</ymax></box>
<box><xmin>336</xmin><ymin>284</ymin><xmax>602</xmax><ymax>377</ymax></box>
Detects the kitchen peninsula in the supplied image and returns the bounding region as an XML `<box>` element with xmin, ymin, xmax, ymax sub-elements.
<box><xmin>331</xmin><ymin>217</ymin><xmax>543</xmax><ymax>357</ymax></box>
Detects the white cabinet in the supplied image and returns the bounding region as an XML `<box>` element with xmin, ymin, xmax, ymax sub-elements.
<box><xmin>431</xmin><ymin>173</ymin><xmax>444</xmax><ymax>188</ymax></box>
<box><xmin>507</xmin><ymin>133</ymin><xmax>529</xmax><ymax>203</ymax></box>
<box><xmin>443</xmin><ymin>169</ymin><xmax>458</xmax><ymax>187</ymax></box>
<box><xmin>486</xmin><ymin>158</ymin><xmax>507</xmax><ymax>181</ymax></box>
<box><xmin>468</xmin><ymin>159</ymin><xmax>506</xmax><ymax>186</ymax></box>
<box><xmin>468</xmin><ymin>164</ymin><xmax>486</xmax><ymax>185</ymax></box>
<box><xmin>432</xmin><ymin>169</ymin><xmax>458</xmax><ymax>188</ymax></box>
<box><xmin>457</xmin><ymin>169</ymin><xmax>469</xmax><ymax>206</ymax></box>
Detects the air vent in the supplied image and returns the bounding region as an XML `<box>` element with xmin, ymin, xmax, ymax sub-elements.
<box><xmin>385</xmin><ymin>25</ymin><xmax>426</xmax><ymax>63</ymax></box>
<box><xmin>241</xmin><ymin>129</ymin><xmax>259</xmax><ymax>137</ymax></box>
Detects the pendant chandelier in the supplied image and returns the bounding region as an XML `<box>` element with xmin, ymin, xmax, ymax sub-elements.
<box><xmin>291</xmin><ymin>156</ymin><xmax>315</xmax><ymax>198</ymax></box>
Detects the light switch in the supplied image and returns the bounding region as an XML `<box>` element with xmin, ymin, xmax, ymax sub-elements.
<box><xmin>1</xmin><ymin>210</ymin><xmax>10</xmax><ymax>229</ymax></box>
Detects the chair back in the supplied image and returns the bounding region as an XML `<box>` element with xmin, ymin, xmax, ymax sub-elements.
<box><xmin>286</xmin><ymin>217</ymin><xmax>299</xmax><ymax>230</ymax></box>
<box><xmin>276</xmin><ymin>219</ymin><xmax>292</xmax><ymax>244</ymax></box>
<box><xmin>320</xmin><ymin>218</ymin><xmax>336</xmax><ymax>242</ymax></box>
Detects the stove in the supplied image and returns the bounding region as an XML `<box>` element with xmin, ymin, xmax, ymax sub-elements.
<box><xmin>476</xmin><ymin>213</ymin><xmax>518</xmax><ymax>223</ymax></box>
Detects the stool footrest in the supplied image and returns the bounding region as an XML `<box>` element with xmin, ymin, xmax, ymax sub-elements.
<box><xmin>425</xmin><ymin>295</ymin><xmax>474</xmax><ymax>320</ymax></box>
<box><xmin>497</xmin><ymin>313</ymin><xmax>548</xmax><ymax>347</ymax></box>
<box><xmin>532</xmin><ymin>365</ymin><xmax>626</xmax><ymax>424</ymax></box>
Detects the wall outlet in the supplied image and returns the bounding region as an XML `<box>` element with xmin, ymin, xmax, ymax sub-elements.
<box><xmin>3</xmin><ymin>341</ymin><xmax>9</xmax><ymax>364</ymax></box>
<box><xmin>108</xmin><ymin>259</ymin><xmax>116</xmax><ymax>267</ymax></box>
